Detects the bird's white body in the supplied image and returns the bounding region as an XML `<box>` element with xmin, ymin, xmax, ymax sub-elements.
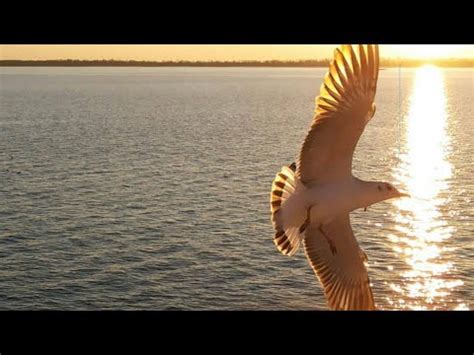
<box><xmin>306</xmin><ymin>178</ymin><xmax>364</xmax><ymax>225</ymax></box>
<box><xmin>307</xmin><ymin>178</ymin><xmax>400</xmax><ymax>225</ymax></box>
<box><xmin>281</xmin><ymin>176</ymin><xmax>398</xmax><ymax>233</ymax></box>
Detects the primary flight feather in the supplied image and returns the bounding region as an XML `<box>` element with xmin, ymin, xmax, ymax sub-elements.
<box><xmin>270</xmin><ymin>44</ymin><xmax>408</xmax><ymax>310</ymax></box>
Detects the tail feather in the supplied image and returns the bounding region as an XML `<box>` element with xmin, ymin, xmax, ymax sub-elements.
<box><xmin>271</xmin><ymin>163</ymin><xmax>308</xmax><ymax>256</ymax></box>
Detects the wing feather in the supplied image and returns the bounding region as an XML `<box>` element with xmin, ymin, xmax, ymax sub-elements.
<box><xmin>303</xmin><ymin>214</ymin><xmax>376</xmax><ymax>310</ymax></box>
<box><xmin>297</xmin><ymin>44</ymin><xmax>379</xmax><ymax>184</ymax></box>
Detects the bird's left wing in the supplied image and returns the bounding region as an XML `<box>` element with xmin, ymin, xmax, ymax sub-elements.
<box><xmin>303</xmin><ymin>214</ymin><xmax>376</xmax><ymax>310</ymax></box>
<box><xmin>297</xmin><ymin>44</ymin><xmax>379</xmax><ymax>185</ymax></box>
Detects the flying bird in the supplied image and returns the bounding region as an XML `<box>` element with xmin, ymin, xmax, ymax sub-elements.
<box><xmin>270</xmin><ymin>44</ymin><xmax>408</xmax><ymax>310</ymax></box>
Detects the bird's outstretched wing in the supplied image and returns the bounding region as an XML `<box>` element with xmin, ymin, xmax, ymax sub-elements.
<box><xmin>297</xmin><ymin>45</ymin><xmax>379</xmax><ymax>185</ymax></box>
<box><xmin>303</xmin><ymin>215</ymin><xmax>376</xmax><ymax>310</ymax></box>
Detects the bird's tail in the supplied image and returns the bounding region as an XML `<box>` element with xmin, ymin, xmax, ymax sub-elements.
<box><xmin>270</xmin><ymin>163</ymin><xmax>308</xmax><ymax>256</ymax></box>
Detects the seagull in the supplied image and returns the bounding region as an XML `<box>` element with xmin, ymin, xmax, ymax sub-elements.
<box><xmin>270</xmin><ymin>44</ymin><xmax>409</xmax><ymax>310</ymax></box>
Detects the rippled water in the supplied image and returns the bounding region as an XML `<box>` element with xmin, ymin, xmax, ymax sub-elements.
<box><xmin>0</xmin><ymin>67</ymin><xmax>472</xmax><ymax>310</ymax></box>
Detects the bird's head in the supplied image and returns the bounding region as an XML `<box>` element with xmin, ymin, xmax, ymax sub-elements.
<box><xmin>358</xmin><ymin>180</ymin><xmax>410</xmax><ymax>210</ymax></box>
<box><xmin>375</xmin><ymin>182</ymin><xmax>410</xmax><ymax>200</ymax></box>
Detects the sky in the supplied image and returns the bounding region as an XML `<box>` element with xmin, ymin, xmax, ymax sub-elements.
<box><xmin>0</xmin><ymin>45</ymin><xmax>472</xmax><ymax>61</ymax></box>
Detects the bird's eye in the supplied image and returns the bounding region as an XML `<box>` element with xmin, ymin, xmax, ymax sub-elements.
<box><xmin>386</xmin><ymin>183</ymin><xmax>393</xmax><ymax>191</ymax></box>
<box><xmin>377</xmin><ymin>185</ymin><xmax>382</xmax><ymax>191</ymax></box>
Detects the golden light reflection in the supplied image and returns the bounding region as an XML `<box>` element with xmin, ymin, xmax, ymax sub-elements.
<box><xmin>389</xmin><ymin>65</ymin><xmax>467</xmax><ymax>310</ymax></box>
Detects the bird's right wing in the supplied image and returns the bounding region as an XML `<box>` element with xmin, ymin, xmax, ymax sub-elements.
<box><xmin>303</xmin><ymin>214</ymin><xmax>376</xmax><ymax>310</ymax></box>
<box><xmin>297</xmin><ymin>45</ymin><xmax>379</xmax><ymax>185</ymax></box>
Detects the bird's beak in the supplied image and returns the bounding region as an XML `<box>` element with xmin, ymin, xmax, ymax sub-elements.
<box><xmin>398</xmin><ymin>191</ymin><xmax>410</xmax><ymax>198</ymax></box>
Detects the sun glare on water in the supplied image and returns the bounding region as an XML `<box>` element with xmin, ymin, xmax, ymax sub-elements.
<box><xmin>388</xmin><ymin>65</ymin><xmax>468</xmax><ymax>310</ymax></box>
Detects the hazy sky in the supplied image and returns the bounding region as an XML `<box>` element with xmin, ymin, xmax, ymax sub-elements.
<box><xmin>0</xmin><ymin>45</ymin><xmax>472</xmax><ymax>61</ymax></box>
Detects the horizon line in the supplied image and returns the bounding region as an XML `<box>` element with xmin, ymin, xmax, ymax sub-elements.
<box><xmin>1</xmin><ymin>58</ymin><xmax>473</xmax><ymax>68</ymax></box>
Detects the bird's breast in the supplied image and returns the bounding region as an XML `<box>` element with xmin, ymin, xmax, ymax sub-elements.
<box><xmin>306</xmin><ymin>181</ymin><xmax>359</xmax><ymax>224</ymax></box>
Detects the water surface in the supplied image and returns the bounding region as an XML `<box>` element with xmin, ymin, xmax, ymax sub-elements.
<box><xmin>0</xmin><ymin>67</ymin><xmax>472</xmax><ymax>309</ymax></box>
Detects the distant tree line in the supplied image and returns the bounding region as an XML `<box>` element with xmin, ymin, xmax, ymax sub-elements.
<box><xmin>0</xmin><ymin>59</ymin><xmax>333</xmax><ymax>67</ymax></box>
<box><xmin>0</xmin><ymin>58</ymin><xmax>472</xmax><ymax>67</ymax></box>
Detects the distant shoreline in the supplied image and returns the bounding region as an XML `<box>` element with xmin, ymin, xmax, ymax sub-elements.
<box><xmin>1</xmin><ymin>59</ymin><xmax>472</xmax><ymax>68</ymax></box>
